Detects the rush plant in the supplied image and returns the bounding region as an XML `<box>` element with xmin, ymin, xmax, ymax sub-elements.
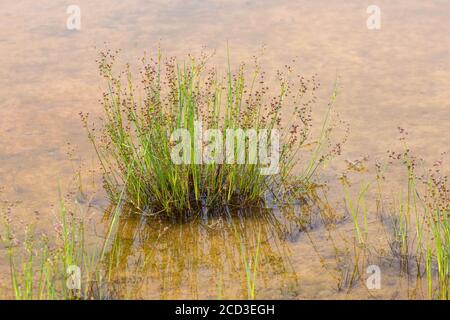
<box><xmin>81</xmin><ymin>49</ymin><xmax>341</xmax><ymax>217</ymax></box>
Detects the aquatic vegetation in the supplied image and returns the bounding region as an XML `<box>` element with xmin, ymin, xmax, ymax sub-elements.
<box><xmin>4</xmin><ymin>45</ymin><xmax>448</xmax><ymax>301</ymax></box>
<box><xmin>382</xmin><ymin>141</ymin><xmax>449</xmax><ymax>299</ymax></box>
<box><xmin>342</xmin><ymin>179</ymin><xmax>370</xmax><ymax>246</ymax></box>
<box><xmin>101</xmin><ymin>206</ymin><xmax>297</xmax><ymax>299</ymax></box>
<box><xmin>341</xmin><ymin>182</ymin><xmax>371</xmax><ymax>291</ymax></box>
<box><xmin>426</xmin><ymin>209</ymin><xmax>449</xmax><ymax>299</ymax></box>
<box><xmin>421</xmin><ymin>160</ymin><xmax>450</xmax><ymax>300</ymax></box>
<box><xmin>81</xmin><ymin>49</ymin><xmax>342</xmax><ymax>217</ymax></box>
<box><xmin>235</xmin><ymin>224</ymin><xmax>262</xmax><ymax>299</ymax></box>
<box><xmin>1</xmin><ymin>126</ymin><xmax>448</xmax><ymax>300</ymax></box>
<box><xmin>300</xmin><ymin>131</ymin><xmax>449</xmax><ymax>300</ymax></box>
<box><xmin>0</xmin><ymin>190</ymin><xmax>127</xmax><ymax>300</ymax></box>
<box><xmin>339</xmin><ymin>140</ymin><xmax>450</xmax><ymax>299</ymax></box>
<box><xmin>375</xmin><ymin>164</ymin><xmax>423</xmax><ymax>273</ymax></box>
<box><xmin>0</xmin><ymin>197</ymin><xmax>85</xmax><ymax>299</ymax></box>
<box><xmin>0</xmin><ymin>184</ymin><xmax>302</xmax><ymax>300</ymax></box>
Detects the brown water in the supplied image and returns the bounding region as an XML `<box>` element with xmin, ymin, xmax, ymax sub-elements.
<box><xmin>0</xmin><ymin>0</ymin><xmax>449</xmax><ymax>299</ymax></box>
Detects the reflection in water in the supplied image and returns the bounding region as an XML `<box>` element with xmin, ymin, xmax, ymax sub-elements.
<box><xmin>91</xmin><ymin>204</ymin><xmax>317</xmax><ymax>299</ymax></box>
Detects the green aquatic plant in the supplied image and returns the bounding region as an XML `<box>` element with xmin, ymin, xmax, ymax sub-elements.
<box><xmin>336</xmin><ymin>177</ymin><xmax>372</xmax><ymax>293</ymax></box>
<box><xmin>346</xmin><ymin>139</ymin><xmax>450</xmax><ymax>300</ymax></box>
<box><xmin>81</xmin><ymin>49</ymin><xmax>342</xmax><ymax>217</ymax></box>
<box><xmin>421</xmin><ymin>161</ymin><xmax>450</xmax><ymax>300</ymax></box>
<box><xmin>0</xmin><ymin>191</ymin><xmax>124</xmax><ymax>300</ymax></box>
<box><xmin>384</xmin><ymin>139</ymin><xmax>448</xmax><ymax>298</ymax></box>
<box><xmin>378</xmin><ymin>165</ymin><xmax>422</xmax><ymax>273</ymax></box>
<box><xmin>234</xmin><ymin>224</ymin><xmax>262</xmax><ymax>300</ymax></box>
<box><xmin>342</xmin><ymin>180</ymin><xmax>370</xmax><ymax>246</ymax></box>
<box><xmin>0</xmin><ymin>199</ymin><xmax>85</xmax><ymax>300</ymax></box>
<box><xmin>427</xmin><ymin>209</ymin><xmax>449</xmax><ymax>299</ymax></box>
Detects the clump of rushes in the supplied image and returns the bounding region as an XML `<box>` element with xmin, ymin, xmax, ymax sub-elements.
<box><xmin>81</xmin><ymin>49</ymin><xmax>342</xmax><ymax>217</ymax></box>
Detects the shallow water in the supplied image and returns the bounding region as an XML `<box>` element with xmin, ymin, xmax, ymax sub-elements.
<box><xmin>0</xmin><ymin>0</ymin><xmax>449</xmax><ymax>299</ymax></box>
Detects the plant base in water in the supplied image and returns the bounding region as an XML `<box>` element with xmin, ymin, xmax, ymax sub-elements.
<box><xmin>81</xmin><ymin>49</ymin><xmax>340</xmax><ymax>217</ymax></box>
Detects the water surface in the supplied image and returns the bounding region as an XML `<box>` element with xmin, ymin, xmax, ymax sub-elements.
<box><xmin>1</xmin><ymin>0</ymin><xmax>449</xmax><ymax>299</ymax></box>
